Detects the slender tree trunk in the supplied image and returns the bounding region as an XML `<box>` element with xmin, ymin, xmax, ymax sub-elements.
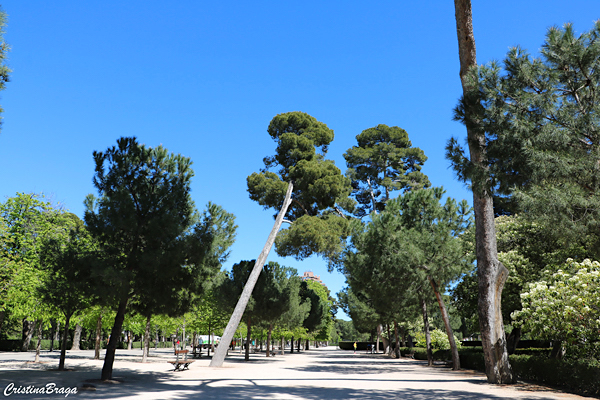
<box><xmin>420</xmin><ymin>297</ymin><xmax>433</xmax><ymax>366</ymax></box>
<box><xmin>142</xmin><ymin>315</ymin><xmax>151</xmax><ymax>362</ymax></box>
<box><xmin>428</xmin><ymin>276</ymin><xmax>460</xmax><ymax>370</ymax></box>
<box><xmin>94</xmin><ymin>313</ymin><xmax>103</xmax><ymax>360</ymax></box>
<box><xmin>71</xmin><ymin>324</ymin><xmax>82</xmax><ymax>350</ymax></box>
<box><xmin>59</xmin><ymin>313</ymin><xmax>72</xmax><ymax>371</ymax></box>
<box><xmin>280</xmin><ymin>336</ymin><xmax>285</xmax><ymax>355</ymax></box>
<box><xmin>127</xmin><ymin>331</ymin><xmax>133</xmax><ymax>350</ymax></box>
<box><xmin>394</xmin><ymin>321</ymin><xmax>400</xmax><ymax>358</ymax></box>
<box><xmin>101</xmin><ymin>297</ymin><xmax>128</xmax><ymax>381</ymax></box>
<box><xmin>266</xmin><ymin>324</ymin><xmax>272</xmax><ymax>357</ymax></box>
<box><xmin>34</xmin><ymin>319</ymin><xmax>43</xmax><ymax>363</ymax></box>
<box><xmin>245</xmin><ymin>316</ymin><xmax>252</xmax><ymax>361</ymax></box>
<box><xmin>386</xmin><ymin>324</ymin><xmax>392</xmax><ymax>355</ymax></box>
<box><xmin>210</xmin><ymin>182</ymin><xmax>293</xmax><ymax>367</ymax></box>
<box><xmin>453</xmin><ymin>0</ymin><xmax>514</xmax><ymax>383</ymax></box>
<box><xmin>290</xmin><ymin>335</ymin><xmax>294</xmax><ymax>353</ymax></box>
<box><xmin>48</xmin><ymin>319</ymin><xmax>56</xmax><ymax>352</ymax></box>
<box><xmin>305</xmin><ymin>339</ymin><xmax>309</xmax><ymax>351</ymax></box>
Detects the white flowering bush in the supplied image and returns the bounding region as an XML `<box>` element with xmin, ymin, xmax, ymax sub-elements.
<box><xmin>512</xmin><ymin>259</ymin><xmax>600</xmax><ymax>359</ymax></box>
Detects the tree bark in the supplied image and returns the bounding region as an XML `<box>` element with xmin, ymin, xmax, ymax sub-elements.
<box><xmin>209</xmin><ymin>181</ymin><xmax>294</xmax><ymax>367</ymax></box>
<box><xmin>420</xmin><ymin>297</ymin><xmax>433</xmax><ymax>366</ymax></box>
<box><xmin>376</xmin><ymin>324</ymin><xmax>382</xmax><ymax>354</ymax></box>
<box><xmin>94</xmin><ymin>313</ymin><xmax>103</xmax><ymax>360</ymax></box>
<box><xmin>428</xmin><ymin>276</ymin><xmax>460</xmax><ymax>370</ymax></box>
<box><xmin>290</xmin><ymin>335</ymin><xmax>294</xmax><ymax>353</ymax></box>
<box><xmin>71</xmin><ymin>323</ymin><xmax>82</xmax><ymax>350</ymax></box>
<box><xmin>59</xmin><ymin>313</ymin><xmax>72</xmax><ymax>371</ymax></box>
<box><xmin>34</xmin><ymin>319</ymin><xmax>43</xmax><ymax>363</ymax></box>
<box><xmin>49</xmin><ymin>320</ymin><xmax>57</xmax><ymax>352</ymax></box>
<box><xmin>101</xmin><ymin>297</ymin><xmax>128</xmax><ymax>381</ymax></box>
<box><xmin>394</xmin><ymin>321</ymin><xmax>400</xmax><ymax>358</ymax></box>
<box><xmin>21</xmin><ymin>318</ymin><xmax>34</xmax><ymax>352</ymax></box>
<box><xmin>305</xmin><ymin>339</ymin><xmax>309</xmax><ymax>351</ymax></box>
<box><xmin>453</xmin><ymin>0</ymin><xmax>514</xmax><ymax>383</ymax></box>
<box><xmin>142</xmin><ymin>315</ymin><xmax>151</xmax><ymax>362</ymax></box>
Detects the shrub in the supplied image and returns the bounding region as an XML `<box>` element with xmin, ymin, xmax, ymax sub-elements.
<box><xmin>414</xmin><ymin>330</ymin><xmax>462</xmax><ymax>350</ymax></box>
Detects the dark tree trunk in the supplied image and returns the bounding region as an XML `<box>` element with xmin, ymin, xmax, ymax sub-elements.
<box><xmin>266</xmin><ymin>324</ymin><xmax>272</xmax><ymax>357</ymax></box>
<box><xmin>429</xmin><ymin>276</ymin><xmax>460</xmax><ymax>370</ymax></box>
<box><xmin>290</xmin><ymin>335</ymin><xmax>294</xmax><ymax>353</ymax></box>
<box><xmin>48</xmin><ymin>320</ymin><xmax>56</xmax><ymax>352</ymax></box>
<box><xmin>420</xmin><ymin>297</ymin><xmax>433</xmax><ymax>366</ymax></box>
<box><xmin>142</xmin><ymin>315</ymin><xmax>151</xmax><ymax>362</ymax></box>
<box><xmin>453</xmin><ymin>0</ymin><xmax>514</xmax><ymax>383</ymax></box>
<box><xmin>394</xmin><ymin>321</ymin><xmax>400</xmax><ymax>358</ymax></box>
<box><xmin>506</xmin><ymin>327</ymin><xmax>521</xmax><ymax>355</ymax></box>
<box><xmin>94</xmin><ymin>313</ymin><xmax>103</xmax><ymax>360</ymax></box>
<box><xmin>305</xmin><ymin>339</ymin><xmax>309</xmax><ymax>351</ymax></box>
<box><xmin>297</xmin><ymin>338</ymin><xmax>301</xmax><ymax>352</ymax></box>
<box><xmin>71</xmin><ymin>324</ymin><xmax>82</xmax><ymax>350</ymax></box>
<box><xmin>101</xmin><ymin>297</ymin><xmax>128</xmax><ymax>381</ymax></box>
<box><xmin>386</xmin><ymin>324</ymin><xmax>392</xmax><ymax>355</ymax></box>
<box><xmin>59</xmin><ymin>313</ymin><xmax>72</xmax><ymax>371</ymax></box>
<box><xmin>21</xmin><ymin>318</ymin><xmax>34</xmax><ymax>352</ymax></box>
<box><xmin>245</xmin><ymin>316</ymin><xmax>251</xmax><ymax>361</ymax></box>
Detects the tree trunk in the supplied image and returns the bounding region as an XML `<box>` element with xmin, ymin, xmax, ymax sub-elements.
<box><xmin>420</xmin><ymin>297</ymin><xmax>433</xmax><ymax>366</ymax></box>
<box><xmin>297</xmin><ymin>338</ymin><xmax>301</xmax><ymax>352</ymax></box>
<box><xmin>506</xmin><ymin>327</ymin><xmax>521</xmax><ymax>355</ymax></box>
<box><xmin>280</xmin><ymin>336</ymin><xmax>285</xmax><ymax>355</ymax></box>
<box><xmin>376</xmin><ymin>324</ymin><xmax>382</xmax><ymax>354</ymax></box>
<box><xmin>245</xmin><ymin>316</ymin><xmax>252</xmax><ymax>361</ymax></box>
<box><xmin>94</xmin><ymin>313</ymin><xmax>103</xmax><ymax>360</ymax></box>
<box><xmin>127</xmin><ymin>331</ymin><xmax>133</xmax><ymax>350</ymax></box>
<box><xmin>21</xmin><ymin>318</ymin><xmax>34</xmax><ymax>352</ymax></box>
<box><xmin>429</xmin><ymin>276</ymin><xmax>460</xmax><ymax>370</ymax></box>
<box><xmin>394</xmin><ymin>321</ymin><xmax>400</xmax><ymax>358</ymax></box>
<box><xmin>290</xmin><ymin>335</ymin><xmax>294</xmax><ymax>353</ymax></box>
<box><xmin>34</xmin><ymin>319</ymin><xmax>43</xmax><ymax>363</ymax></box>
<box><xmin>49</xmin><ymin>320</ymin><xmax>57</xmax><ymax>352</ymax></box>
<box><xmin>266</xmin><ymin>324</ymin><xmax>272</xmax><ymax>357</ymax></box>
<box><xmin>59</xmin><ymin>313</ymin><xmax>72</xmax><ymax>371</ymax></box>
<box><xmin>305</xmin><ymin>339</ymin><xmax>309</xmax><ymax>351</ymax></box>
<box><xmin>210</xmin><ymin>181</ymin><xmax>294</xmax><ymax>367</ymax></box>
<box><xmin>142</xmin><ymin>315</ymin><xmax>151</xmax><ymax>362</ymax></box>
<box><xmin>454</xmin><ymin>0</ymin><xmax>514</xmax><ymax>384</ymax></box>
<box><xmin>71</xmin><ymin>324</ymin><xmax>82</xmax><ymax>350</ymax></box>
<box><xmin>101</xmin><ymin>297</ymin><xmax>128</xmax><ymax>381</ymax></box>
<box><xmin>386</xmin><ymin>324</ymin><xmax>392</xmax><ymax>355</ymax></box>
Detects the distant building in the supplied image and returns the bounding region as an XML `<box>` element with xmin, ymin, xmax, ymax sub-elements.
<box><xmin>301</xmin><ymin>270</ymin><xmax>324</xmax><ymax>285</ymax></box>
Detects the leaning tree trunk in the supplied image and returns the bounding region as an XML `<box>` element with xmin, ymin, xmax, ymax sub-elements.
<box><xmin>429</xmin><ymin>276</ymin><xmax>460</xmax><ymax>370</ymax></box>
<box><xmin>420</xmin><ymin>297</ymin><xmax>433</xmax><ymax>367</ymax></box>
<box><xmin>142</xmin><ymin>315</ymin><xmax>151</xmax><ymax>363</ymax></box>
<box><xmin>101</xmin><ymin>297</ymin><xmax>128</xmax><ymax>381</ymax></box>
<box><xmin>453</xmin><ymin>0</ymin><xmax>514</xmax><ymax>383</ymax></box>
<box><xmin>209</xmin><ymin>181</ymin><xmax>294</xmax><ymax>367</ymax></box>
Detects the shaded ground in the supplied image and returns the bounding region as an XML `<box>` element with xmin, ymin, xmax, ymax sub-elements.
<box><xmin>0</xmin><ymin>346</ymin><xmax>590</xmax><ymax>399</ymax></box>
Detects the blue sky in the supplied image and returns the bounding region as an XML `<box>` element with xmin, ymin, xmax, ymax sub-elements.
<box><xmin>0</xmin><ymin>1</ymin><xmax>596</xmax><ymax>319</ymax></box>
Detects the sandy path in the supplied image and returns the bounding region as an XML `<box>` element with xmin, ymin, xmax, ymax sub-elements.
<box><xmin>0</xmin><ymin>346</ymin><xmax>590</xmax><ymax>399</ymax></box>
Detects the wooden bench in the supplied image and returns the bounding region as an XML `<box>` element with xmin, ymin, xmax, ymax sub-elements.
<box><xmin>168</xmin><ymin>350</ymin><xmax>195</xmax><ymax>371</ymax></box>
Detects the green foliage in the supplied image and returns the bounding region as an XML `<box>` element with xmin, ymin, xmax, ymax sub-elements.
<box><xmin>448</xmin><ymin>21</ymin><xmax>600</xmax><ymax>255</ymax></box>
<box><xmin>512</xmin><ymin>259</ymin><xmax>600</xmax><ymax>359</ymax></box>
<box><xmin>334</xmin><ymin>319</ymin><xmax>369</xmax><ymax>342</ymax></box>
<box><xmin>414</xmin><ymin>329</ymin><xmax>462</xmax><ymax>350</ymax></box>
<box><xmin>344</xmin><ymin>124</ymin><xmax>430</xmax><ymax>216</ymax></box>
<box><xmin>247</xmin><ymin>112</ymin><xmax>352</xmax><ymax>261</ymax></box>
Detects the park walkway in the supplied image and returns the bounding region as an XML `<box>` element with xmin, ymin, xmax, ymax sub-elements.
<box><xmin>0</xmin><ymin>346</ymin><xmax>589</xmax><ymax>399</ymax></box>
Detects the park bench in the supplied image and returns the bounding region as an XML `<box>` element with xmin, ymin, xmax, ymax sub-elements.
<box><xmin>168</xmin><ymin>350</ymin><xmax>194</xmax><ymax>371</ymax></box>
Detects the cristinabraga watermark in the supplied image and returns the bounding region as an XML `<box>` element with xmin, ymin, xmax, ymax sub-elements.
<box><xmin>3</xmin><ymin>382</ymin><xmax>78</xmax><ymax>397</ymax></box>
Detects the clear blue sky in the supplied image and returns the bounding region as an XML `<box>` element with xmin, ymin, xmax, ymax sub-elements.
<box><xmin>0</xmin><ymin>1</ymin><xmax>596</xmax><ymax>319</ymax></box>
